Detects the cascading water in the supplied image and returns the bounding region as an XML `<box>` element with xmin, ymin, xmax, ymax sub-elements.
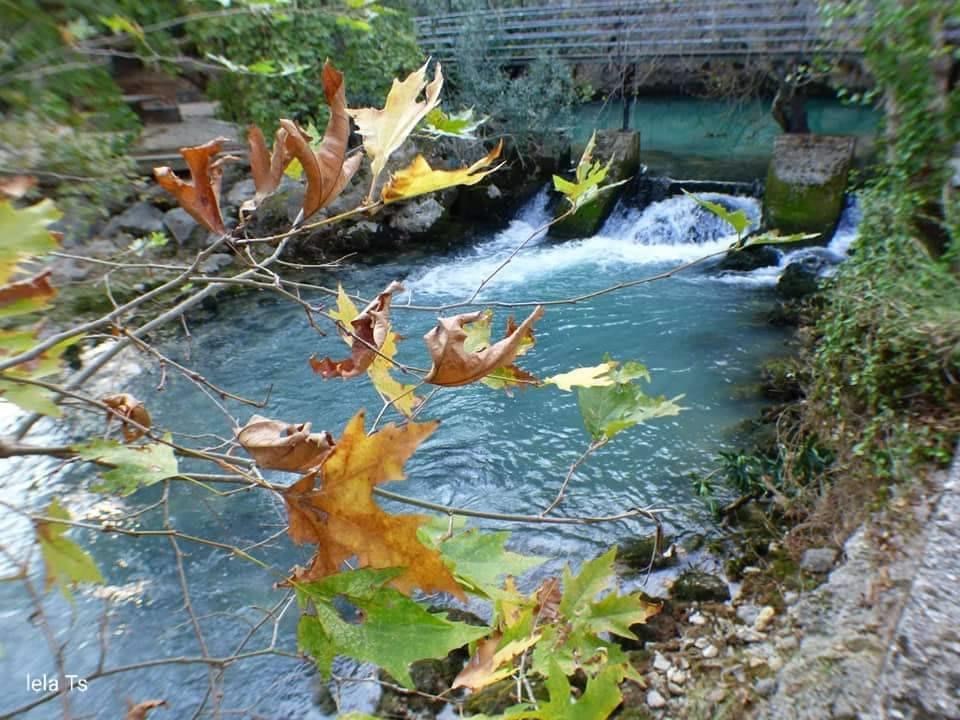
<box><xmin>0</xmin><ymin>186</ymin><xmax>860</xmax><ymax>719</ymax></box>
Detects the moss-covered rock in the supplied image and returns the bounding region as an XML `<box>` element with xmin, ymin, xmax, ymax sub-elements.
<box><xmin>551</xmin><ymin>130</ymin><xmax>640</xmax><ymax>239</ymax></box>
<box><xmin>762</xmin><ymin>134</ymin><xmax>855</xmax><ymax>240</ymax></box>
<box><xmin>670</xmin><ymin>570</ymin><xmax>731</xmax><ymax>603</ymax></box>
<box><xmin>463</xmin><ymin>676</ymin><xmax>548</xmax><ymax>716</ymax></box>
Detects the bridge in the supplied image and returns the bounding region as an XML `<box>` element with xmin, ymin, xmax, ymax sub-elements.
<box><xmin>414</xmin><ymin>0</ymin><xmax>863</xmax><ymax>64</ymax></box>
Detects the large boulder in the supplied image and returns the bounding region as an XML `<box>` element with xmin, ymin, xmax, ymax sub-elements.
<box><xmin>551</xmin><ymin>129</ymin><xmax>640</xmax><ymax>239</ymax></box>
<box><xmin>102</xmin><ymin>202</ymin><xmax>165</xmax><ymax>238</ymax></box>
<box><xmin>763</xmin><ymin>134</ymin><xmax>855</xmax><ymax>240</ymax></box>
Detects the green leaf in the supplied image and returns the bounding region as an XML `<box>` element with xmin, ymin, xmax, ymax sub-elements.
<box><xmin>0</xmin><ymin>379</ymin><xmax>61</xmax><ymax>416</ymax></box>
<box><xmin>247</xmin><ymin>60</ymin><xmax>277</xmax><ymax>75</ymax></box>
<box><xmin>553</xmin><ymin>132</ymin><xmax>630</xmax><ymax>213</ymax></box>
<box><xmin>684</xmin><ymin>190</ymin><xmax>751</xmax><ymax>237</ymax></box>
<box><xmin>537</xmin><ymin>660</ymin><xmax>623</xmax><ymax>720</ymax></box>
<box><xmin>0</xmin><ymin>199</ymin><xmax>61</xmax><ymax>282</ymax></box>
<box><xmin>298</xmin><ymin>568</ymin><xmax>489</xmax><ymax>687</ymax></box>
<box><xmin>420</xmin><ymin>107</ymin><xmax>488</xmax><ymax>139</ymax></box>
<box><xmin>583</xmin><ymin>592</ymin><xmax>660</xmax><ymax>640</ymax></box>
<box><xmin>35</xmin><ymin>499</ymin><xmax>103</xmax><ymax>600</ymax></box>
<box><xmin>577</xmin><ymin>382</ymin><xmax>684</xmax><ymax>441</ymax></box>
<box><xmin>559</xmin><ymin>549</ymin><xmax>616</xmax><ymax>619</ymax></box>
<box><xmin>74</xmin><ymin>437</ymin><xmax>179</xmax><ymax>496</ymax></box>
<box><xmin>100</xmin><ymin>15</ymin><xmax>144</xmax><ymax>40</ymax></box>
<box><xmin>421</xmin><ymin>528</ymin><xmax>546</xmax><ymax>598</ymax></box>
<box><xmin>742</xmin><ymin>230</ymin><xmax>820</xmax><ymax>248</ymax></box>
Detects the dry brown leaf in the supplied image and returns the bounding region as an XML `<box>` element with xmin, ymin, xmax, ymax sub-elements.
<box><xmin>124</xmin><ymin>698</ymin><xmax>167</xmax><ymax>720</ymax></box>
<box><xmin>423</xmin><ymin>306</ymin><xmax>544</xmax><ymax>387</ymax></box>
<box><xmin>453</xmin><ymin>631</ymin><xmax>541</xmax><ymax>691</ymax></box>
<box><xmin>0</xmin><ymin>269</ymin><xmax>56</xmax><ymax>307</ymax></box>
<box><xmin>236</xmin><ymin>415</ymin><xmax>334</xmax><ymax>473</ymax></box>
<box><xmin>153</xmin><ymin>138</ymin><xmax>232</xmax><ymax>234</ymax></box>
<box><xmin>281</xmin><ymin>61</ymin><xmax>361</xmax><ymax>224</ymax></box>
<box><xmin>0</xmin><ymin>175</ymin><xmax>37</xmax><ymax>199</ymax></box>
<box><xmin>246</xmin><ymin>124</ymin><xmax>292</xmax><ymax>207</ymax></box>
<box><xmin>309</xmin><ymin>280</ymin><xmax>403</xmax><ymax>379</ymax></box>
<box><xmin>282</xmin><ymin>410</ymin><xmax>462</xmax><ymax>598</ymax></box>
<box><xmin>103</xmin><ymin>393</ymin><xmax>151</xmax><ymax>443</ymax></box>
<box><xmin>535</xmin><ymin>576</ymin><xmax>562</xmax><ymax>623</ymax></box>
<box><xmin>348</xmin><ymin>60</ymin><xmax>443</xmax><ymax>199</ymax></box>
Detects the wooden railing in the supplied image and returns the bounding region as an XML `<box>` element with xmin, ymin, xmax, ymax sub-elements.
<box><xmin>414</xmin><ymin>0</ymin><xmax>860</xmax><ymax>63</ymax></box>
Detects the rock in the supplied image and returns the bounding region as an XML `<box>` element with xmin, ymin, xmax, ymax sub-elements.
<box><xmin>736</xmin><ymin>603</ymin><xmax>762</xmax><ymax>626</ymax></box>
<box><xmin>668</xmin><ymin>682</ymin><xmax>685</xmax><ymax>696</ymax></box>
<box><xmin>755</xmin><ymin>677</ymin><xmax>777</xmax><ymax>697</ymax></box>
<box><xmin>102</xmin><ymin>202</ymin><xmax>165</xmax><ymax>237</ymax></box>
<box><xmin>653</xmin><ymin>652</ymin><xmax>671</xmax><ymax>672</ymax></box>
<box><xmin>702</xmin><ymin>644</ymin><xmax>719</xmax><ymax>659</ymax></box>
<box><xmin>198</xmin><ymin>253</ymin><xmax>234</xmax><ymax>274</ymax></box>
<box><xmin>717</xmin><ymin>245</ymin><xmax>781</xmax><ymax>272</ymax></box>
<box><xmin>776</xmin><ymin>254</ymin><xmax>829</xmax><ymax>299</ymax></box>
<box><xmin>763</xmin><ymin>134</ymin><xmax>855</xmax><ymax>239</ymax></box>
<box><xmin>163</xmin><ymin>208</ymin><xmax>206</xmax><ymax>247</ymax></box>
<box><xmin>670</xmin><ymin>570</ymin><xmax>731</xmax><ymax>603</ymax></box>
<box><xmin>225</xmin><ymin>178</ymin><xmax>256</xmax><ymax>209</ymax></box>
<box><xmin>389</xmin><ymin>196</ymin><xmax>446</xmax><ymax>236</ymax></box>
<box><xmin>800</xmin><ymin>547</ymin><xmax>838</xmax><ymax>573</ymax></box>
<box><xmin>618</xmin><ymin>532</ymin><xmax>677</xmax><ymax>572</ymax></box>
<box><xmin>551</xmin><ymin>129</ymin><xmax>640</xmax><ymax>239</ymax></box>
<box><xmin>254</xmin><ymin>176</ymin><xmax>305</xmax><ymax>228</ymax></box>
<box><xmin>646</xmin><ymin>689</ymin><xmax>667</xmax><ymax>709</ymax></box>
<box><xmin>667</xmin><ymin>668</ymin><xmax>687</xmax><ymax>685</ymax></box>
<box><xmin>755</xmin><ymin>606</ymin><xmax>776</xmax><ymax>631</ymax></box>
<box><xmin>689</xmin><ymin>611</ymin><xmax>706</xmax><ymax>626</ymax></box>
<box><xmin>464</xmin><ymin>676</ymin><xmax>548</xmax><ymax>715</ymax></box>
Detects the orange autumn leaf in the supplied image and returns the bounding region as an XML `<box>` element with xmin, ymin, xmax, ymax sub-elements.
<box><xmin>0</xmin><ymin>269</ymin><xmax>56</xmax><ymax>308</ymax></box>
<box><xmin>153</xmin><ymin>138</ymin><xmax>233</xmax><ymax>234</ymax></box>
<box><xmin>103</xmin><ymin>393</ymin><xmax>151</xmax><ymax>443</ymax></box>
<box><xmin>423</xmin><ymin>306</ymin><xmax>544</xmax><ymax>387</ymax></box>
<box><xmin>0</xmin><ymin>175</ymin><xmax>37</xmax><ymax>199</ymax></box>
<box><xmin>236</xmin><ymin>415</ymin><xmax>335</xmax><ymax>473</ymax></box>
<box><xmin>124</xmin><ymin>699</ymin><xmax>167</xmax><ymax>720</ymax></box>
<box><xmin>281</xmin><ymin>61</ymin><xmax>361</xmax><ymax>225</ymax></box>
<box><xmin>310</xmin><ymin>280</ymin><xmax>403</xmax><ymax>379</ymax></box>
<box><xmin>282</xmin><ymin>410</ymin><xmax>462</xmax><ymax>598</ymax></box>
<box><xmin>246</xmin><ymin>124</ymin><xmax>293</xmax><ymax>208</ymax></box>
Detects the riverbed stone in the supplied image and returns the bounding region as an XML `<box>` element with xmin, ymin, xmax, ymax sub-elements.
<box><xmin>671</xmin><ymin>570</ymin><xmax>731</xmax><ymax>603</ymax></box>
<box><xmin>717</xmin><ymin>244</ymin><xmax>781</xmax><ymax>272</ymax></box>
<box><xmin>388</xmin><ymin>196</ymin><xmax>446</xmax><ymax>236</ymax></box>
<box><xmin>162</xmin><ymin>207</ymin><xmax>206</xmax><ymax>247</ymax></box>
<box><xmin>102</xmin><ymin>201</ymin><xmax>165</xmax><ymax>237</ymax></box>
<box><xmin>551</xmin><ymin>129</ymin><xmax>640</xmax><ymax>239</ymax></box>
<box><xmin>763</xmin><ymin>134</ymin><xmax>855</xmax><ymax>239</ymax></box>
<box><xmin>799</xmin><ymin>547</ymin><xmax>838</xmax><ymax>573</ymax></box>
<box><xmin>776</xmin><ymin>255</ymin><xmax>830</xmax><ymax>299</ymax></box>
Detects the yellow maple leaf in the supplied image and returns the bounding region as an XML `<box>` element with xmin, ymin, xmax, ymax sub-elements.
<box><xmin>282</xmin><ymin>411</ymin><xmax>461</xmax><ymax>598</ymax></box>
<box><xmin>544</xmin><ymin>362</ymin><xmax>617</xmax><ymax>391</ymax></box>
<box><xmin>381</xmin><ymin>140</ymin><xmax>504</xmax><ymax>204</ymax></box>
<box><xmin>348</xmin><ymin>60</ymin><xmax>443</xmax><ymax>199</ymax></box>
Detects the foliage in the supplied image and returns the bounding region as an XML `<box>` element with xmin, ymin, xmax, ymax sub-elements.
<box><xmin>553</xmin><ymin>132</ymin><xmax>629</xmax><ymax>213</ymax></box>
<box><xmin>188</xmin><ymin>2</ymin><xmax>423</xmax><ymax>133</ymax></box>
<box><xmin>35</xmin><ymin>499</ymin><xmax>103</xmax><ymax>600</ymax></box>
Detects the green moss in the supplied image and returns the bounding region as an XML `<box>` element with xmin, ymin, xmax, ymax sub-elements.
<box><xmin>762</xmin><ymin>168</ymin><xmax>848</xmax><ymax>238</ymax></box>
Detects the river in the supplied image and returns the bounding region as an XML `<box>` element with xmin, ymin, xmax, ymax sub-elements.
<box><xmin>0</xmin><ymin>183</ymin><xmax>861</xmax><ymax>717</ymax></box>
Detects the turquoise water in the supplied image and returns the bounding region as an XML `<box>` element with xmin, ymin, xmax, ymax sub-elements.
<box><xmin>0</xmin><ymin>189</ymin><xmax>864</xmax><ymax>718</ymax></box>
<box><xmin>574</xmin><ymin>97</ymin><xmax>879</xmax><ymax>179</ymax></box>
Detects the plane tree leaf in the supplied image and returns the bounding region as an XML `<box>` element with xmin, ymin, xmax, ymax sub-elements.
<box><xmin>423</xmin><ymin>306</ymin><xmax>544</xmax><ymax>387</ymax></box>
<box><xmin>102</xmin><ymin>393</ymin><xmax>151</xmax><ymax>443</ymax></box>
<box><xmin>154</xmin><ymin>138</ymin><xmax>234</xmax><ymax>234</ymax></box>
<box><xmin>453</xmin><ymin>632</ymin><xmax>541</xmax><ymax>691</ymax></box>
<box><xmin>35</xmin><ymin>499</ymin><xmax>103</xmax><ymax>600</ymax></box>
<box><xmin>297</xmin><ymin>568</ymin><xmax>487</xmax><ymax>688</ymax></box>
<box><xmin>245</xmin><ymin>124</ymin><xmax>293</xmax><ymax>208</ymax></box>
<box><xmin>281</xmin><ymin>411</ymin><xmax>461</xmax><ymax>597</ymax></box>
<box><xmin>348</xmin><ymin>60</ymin><xmax>443</xmax><ymax>199</ymax></box>
<box><xmin>381</xmin><ymin>140</ymin><xmax>504</xmax><ymax>203</ymax></box>
<box><xmin>74</xmin><ymin>436</ymin><xmax>179</xmax><ymax>495</ymax></box>
<box><xmin>236</xmin><ymin>415</ymin><xmax>334</xmax><ymax>473</ymax></box>
<box><xmin>419</xmin><ymin>107</ymin><xmax>488</xmax><ymax>139</ymax></box>
<box><xmin>544</xmin><ymin>362</ymin><xmax>617</xmax><ymax>391</ymax></box>
<box><xmin>419</xmin><ymin>527</ymin><xmax>546</xmax><ymax>598</ymax></box>
<box><xmin>0</xmin><ymin>270</ymin><xmax>56</xmax><ymax>319</ymax></box>
<box><xmin>281</xmin><ymin>61</ymin><xmax>361</xmax><ymax>224</ymax></box>
<box><xmin>533</xmin><ymin>661</ymin><xmax>623</xmax><ymax>720</ymax></box>
<box><xmin>742</xmin><ymin>229</ymin><xmax>820</xmax><ymax>248</ymax></box>
<box><xmin>0</xmin><ymin>198</ymin><xmax>61</xmax><ymax>282</ymax></box>
<box><xmin>684</xmin><ymin>190</ymin><xmax>751</xmax><ymax>238</ymax></box>
<box><xmin>553</xmin><ymin>132</ymin><xmax>629</xmax><ymax>213</ymax></box>
<box><xmin>310</xmin><ymin>280</ymin><xmax>403</xmax><ymax>379</ymax></box>
<box><xmin>0</xmin><ymin>332</ymin><xmax>80</xmax><ymax>417</ymax></box>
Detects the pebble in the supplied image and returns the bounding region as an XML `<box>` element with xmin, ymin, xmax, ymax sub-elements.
<box><xmin>736</xmin><ymin>604</ymin><xmax>761</xmax><ymax>625</ymax></box>
<box><xmin>800</xmin><ymin>547</ymin><xmax>838</xmax><ymax>573</ymax></box>
<box><xmin>667</xmin><ymin>682</ymin><xmax>686</xmax><ymax>696</ymax></box>
<box><xmin>680</xmin><ymin>657</ymin><xmax>690</xmax><ymax>670</ymax></box>
<box><xmin>783</xmin><ymin>590</ymin><xmax>800</xmax><ymax>605</ymax></box>
<box><xmin>755</xmin><ymin>678</ymin><xmax>777</xmax><ymax>697</ymax></box>
<box><xmin>667</xmin><ymin>668</ymin><xmax>687</xmax><ymax>685</ymax></box>
<box><xmin>740</xmin><ymin>628</ymin><xmax>767</xmax><ymax>643</ymax></box>
<box><xmin>754</xmin><ymin>605</ymin><xmax>776</xmax><ymax>631</ymax></box>
<box><xmin>646</xmin><ymin>689</ymin><xmax>667</xmax><ymax>709</ymax></box>
<box><xmin>776</xmin><ymin>635</ymin><xmax>800</xmax><ymax>652</ymax></box>
<box><xmin>689</xmin><ymin>611</ymin><xmax>707</xmax><ymax>626</ymax></box>
<box><xmin>702</xmin><ymin>644</ymin><xmax>719</xmax><ymax>659</ymax></box>
<box><xmin>769</xmin><ymin>655</ymin><xmax>784</xmax><ymax>672</ymax></box>
<box><xmin>707</xmin><ymin>689</ymin><xmax>727</xmax><ymax>703</ymax></box>
<box><xmin>694</xmin><ymin>637</ymin><xmax>709</xmax><ymax>649</ymax></box>
<box><xmin>653</xmin><ymin>652</ymin><xmax>672</xmax><ymax>672</ymax></box>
